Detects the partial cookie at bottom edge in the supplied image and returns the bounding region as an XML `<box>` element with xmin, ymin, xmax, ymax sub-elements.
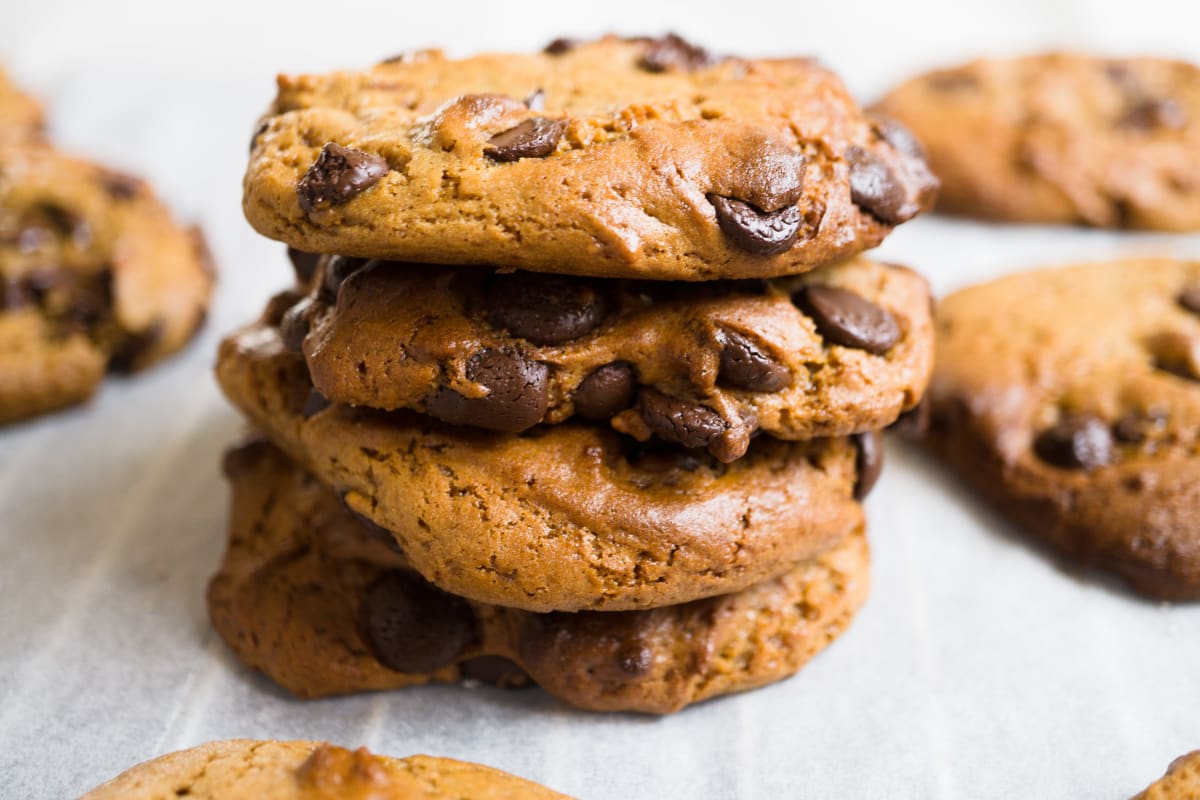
<box><xmin>1132</xmin><ymin>750</ymin><xmax>1200</xmax><ymax>800</ymax></box>
<box><xmin>208</xmin><ymin>439</ymin><xmax>870</xmax><ymax>714</ymax></box>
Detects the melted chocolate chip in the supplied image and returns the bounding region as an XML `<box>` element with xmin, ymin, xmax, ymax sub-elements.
<box><xmin>484</xmin><ymin>272</ymin><xmax>607</xmax><ymax>345</ymax></box>
<box><xmin>853</xmin><ymin>430</ymin><xmax>884</xmax><ymax>500</ymax></box>
<box><xmin>99</xmin><ymin>170</ymin><xmax>142</xmax><ymax>199</ymax></box>
<box><xmin>108</xmin><ymin>322</ymin><xmax>164</xmax><ymax>373</ymax></box>
<box><xmin>1033</xmin><ymin>415</ymin><xmax>1114</xmax><ymax>470</ymax></box>
<box><xmin>543</xmin><ymin>37</ymin><xmax>580</xmax><ymax>55</ymax></box>
<box><xmin>717</xmin><ymin>329</ymin><xmax>790</xmax><ymax>392</ymax></box>
<box><xmin>636</xmin><ymin>34</ymin><xmax>714</xmax><ymax>73</ymax></box>
<box><xmin>574</xmin><ymin>362</ymin><xmax>636</xmax><ymax>420</ymax></box>
<box><xmin>890</xmin><ymin>399</ymin><xmax>930</xmax><ymax>441</ymax></box>
<box><xmin>636</xmin><ymin>390</ymin><xmax>726</xmax><ymax>450</ymax></box>
<box><xmin>1112</xmin><ymin>410</ymin><xmax>1167</xmax><ymax>444</ymax></box>
<box><xmin>709</xmin><ymin>195</ymin><xmax>802</xmax><ymax>255</ymax></box>
<box><xmin>321</xmin><ymin>255</ymin><xmax>369</xmax><ymax>299</ymax></box>
<box><xmin>301</xmin><ymin>388</ymin><xmax>331</xmax><ymax>419</ymax></box>
<box><xmin>362</xmin><ymin>570</ymin><xmax>474</xmax><ymax>674</ymax></box>
<box><xmin>483</xmin><ymin>118</ymin><xmax>567</xmax><ymax>162</ymax></box>
<box><xmin>871</xmin><ymin>114</ymin><xmax>927</xmax><ymax>159</ymax></box>
<box><xmin>279</xmin><ymin>297</ymin><xmax>314</xmax><ymax>353</ymax></box>
<box><xmin>297</xmin><ymin>143</ymin><xmax>389</xmax><ymax>213</ymax></box>
<box><xmin>460</xmin><ymin>656</ymin><xmax>532</xmax><ymax>688</ymax></box>
<box><xmin>287</xmin><ymin>248</ymin><xmax>322</xmax><ymax>285</ymax></box>
<box><xmin>426</xmin><ymin>349</ymin><xmax>549</xmax><ymax>432</ymax></box>
<box><xmin>1120</xmin><ymin>97</ymin><xmax>1188</xmax><ymax>130</ymax></box>
<box><xmin>795</xmin><ymin>285</ymin><xmax>901</xmax><ymax>354</ymax></box>
<box><xmin>846</xmin><ymin>146</ymin><xmax>910</xmax><ymax>224</ymax></box>
<box><xmin>1177</xmin><ymin>285</ymin><xmax>1200</xmax><ymax>314</ymax></box>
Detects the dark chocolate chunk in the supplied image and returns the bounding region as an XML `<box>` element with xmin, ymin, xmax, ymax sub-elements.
<box><xmin>362</xmin><ymin>570</ymin><xmax>474</xmax><ymax>674</ymax></box>
<box><xmin>853</xmin><ymin>430</ymin><xmax>884</xmax><ymax>500</ymax></box>
<box><xmin>543</xmin><ymin>37</ymin><xmax>580</xmax><ymax>55</ymax></box>
<box><xmin>1112</xmin><ymin>410</ymin><xmax>1166</xmax><ymax>444</ymax></box>
<box><xmin>108</xmin><ymin>322</ymin><xmax>164</xmax><ymax>373</ymax></box>
<box><xmin>321</xmin><ymin>255</ymin><xmax>370</xmax><ymax>299</ymax></box>
<box><xmin>249</xmin><ymin>120</ymin><xmax>269</xmax><ymax>153</ymax></box>
<box><xmin>628</xmin><ymin>445</ymin><xmax>702</xmax><ymax>475</ymax></box>
<box><xmin>287</xmin><ymin>248</ymin><xmax>323</xmax><ymax>285</ymax></box>
<box><xmin>279</xmin><ymin>296</ymin><xmax>314</xmax><ymax>353</ymax></box>
<box><xmin>795</xmin><ymin>285</ymin><xmax>901</xmax><ymax>354</ymax></box>
<box><xmin>425</xmin><ymin>349</ymin><xmax>549</xmax><ymax>432</ymax></box>
<box><xmin>890</xmin><ymin>399</ymin><xmax>930</xmax><ymax>441</ymax></box>
<box><xmin>99</xmin><ymin>170</ymin><xmax>143</xmax><ymax>199</ymax></box>
<box><xmin>717</xmin><ymin>329</ymin><xmax>790</xmax><ymax>392</ymax></box>
<box><xmin>1120</xmin><ymin>97</ymin><xmax>1187</xmax><ymax>131</ymax></box>
<box><xmin>1033</xmin><ymin>415</ymin><xmax>1114</xmax><ymax>470</ymax></box>
<box><xmin>870</xmin><ymin>114</ymin><xmax>927</xmax><ymax>159</ymax></box>
<box><xmin>846</xmin><ymin>146</ymin><xmax>910</xmax><ymax>224</ymax></box>
<box><xmin>708</xmin><ymin>195</ymin><xmax>802</xmax><ymax>255</ymax></box>
<box><xmin>636</xmin><ymin>389</ymin><xmax>726</xmax><ymax>450</ymax></box>
<box><xmin>484</xmin><ymin>272</ymin><xmax>607</xmax><ymax>345</ymax></box>
<box><xmin>296</xmin><ymin>143</ymin><xmax>389</xmax><ymax>213</ymax></box>
<box><xmin>574</xmin><ymin>362</ymin><xmax>636</xmax><ymax>420</ymax></box>
<box><xmin>301</xmin><ymin>388</ymin><xmax>330</xmax><ymax>419</ymax></box>
<box><xmin>636</xmin><ymin>34</ymin><xmax>714</xmax><ymax>73</ymax></box>
<box><xmin>483</xmin><ymin>118</ymin><xmax>567</xmax><ymax>162</ymax></box>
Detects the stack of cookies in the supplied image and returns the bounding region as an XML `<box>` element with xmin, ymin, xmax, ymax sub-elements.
<box><xmin>212</xmin><ymin>35</ymin><xmax>938</xmax><ymax>713</ymax></box>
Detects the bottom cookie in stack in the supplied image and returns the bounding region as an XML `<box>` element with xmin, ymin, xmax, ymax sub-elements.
<box><xmin>209</xmin><ymin>439</ymin><xmax>870</xmax><ymax>714</ymax></box>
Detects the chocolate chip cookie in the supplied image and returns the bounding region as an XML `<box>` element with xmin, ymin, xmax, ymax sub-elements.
<box><xmin>0</xmin><ymin>145</ymin><xmax>214</xmax><ymax>423</ymax></box>
<box><xmin>208</xmin><ymin>439</ymin><xmax>869</xmax><ymax>713</ymax></box>
<box><xmin>0</xmin><ymin>69</ymin><xmax>44</xmax><ymax>145</ymax></box>
<box><xmin>874</xmin><ymin>54</ymin><xmax>1200</xmax><ymax>229</ymax></box>
<box><xmin>1133</xmin><ymin>751</ymin><xmax>1200</xmax><ymax>800</ymax></box>
<box><xmin>216</xmin><ymin>320</ymin><xmax>869</xmax><ymax>612</ymax></box>
<box><xmin>282</xmin><ymin>253</ymin><xmax>931</xmax><ymax>461</ymax></box>
<box><xmin>925</xmin><ymin>259</ymin><xmax>1200</xmax><ymax>600</ymax></box>
<box><xmin>82</xmin><ymin>739</ymin><xmax>571</xmax><ymax>799</ymax></box>
<box><xmin>244</xmin><ymin>35</ymin><xmax>936</xmax><ymax>280</ymax></box>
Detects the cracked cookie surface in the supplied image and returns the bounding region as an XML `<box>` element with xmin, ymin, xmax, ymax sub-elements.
<box><xmin>82</xmin><ymin>739</ymin><xmax>571</xmax><ymax>799</ymax></box>
<box><xmin>284</xmin><ymin>254</ymin><xmax>932</xmax><ymax>462</ymax></box>
<box><xmin>208</xmin><ymin>440</ymin><xmax>869</xmax><ymax>713</ymax></box>
<box><xmin>244</xmin><ymin>35</ymin><xmax>935</xmax><ymax>280</ymax></box>
<box><xmin>0</xmin><ymin>145</ymin><xmax>214</xmax><ymax>423</ymax></box>
<box><xmin>216</xmin><ymin>319</ymin><xmax>866</xmax><ymax>612</ymax></box>
<box><xmin>874</xmin><ymin>53</ymin><xmax>1200</xmax><ymax>229</ymax></box>
<box><xmin>925</xmin><ymin>259</ymin><xmax>1200</xmax><ymax>600</ymax></box>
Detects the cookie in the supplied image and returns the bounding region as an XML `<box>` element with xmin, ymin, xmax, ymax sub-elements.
<box><xmin>216</xmin><ymin>319</ymin><xmax>869</xmax><ymax>612</ymax></box>
<box><xmin>208</xmin><ymin>440</ymin><xmax>869</xmax><ymax>714</ymax></box>
<box><xmin>0</xmin><ymin>69</ymin><xmax>44</xmax><ymax>145</ymax></box>
<box><xmin>925</xmin><ymin>259</ymin><xmax>1200</xmax><ymax>600</ymax></box>
<box><xmin>81</xmin><ymin>739</ymin><xmax>570</xmax><ymax>799</ymax></box>
<box><xmin>0</xmin><ymin>145</ymin><xmax>214</xmax><ymax>423</ymax></box>
<box><xmin>1133</xmin><ymin>751</ymin><xmax>1200</xmax><ymax>800</ymax></box>
<box><xmin>873</xmin><ymin>53</ymin><xmax>1200</xmax><ymax>229</ymax></box>
<box><xmin>283</xmin><ymin>254</ymin><xmax>932</xmax><ymax>462</ymax></box>
<box><xmin>244</xmin><ymin>35</ymin><xmax>936</xmax><ymax>281</ymax></box>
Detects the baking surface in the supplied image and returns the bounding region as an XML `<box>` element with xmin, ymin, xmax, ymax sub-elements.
<box><xmin>2</xmin><ymin>1</ymin><xmax>1199</xmax><ymax>797</ymax></box>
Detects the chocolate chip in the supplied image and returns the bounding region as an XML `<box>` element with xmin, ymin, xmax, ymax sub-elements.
<box><xmin>301</xmin><ymin>388</ymin><xmax>330</xmax><ymax>418</ymax></box>
<box><xmin>846</xmin><ymin>146</ymin><xmax>910</xmax><ymax>224</ymax></box>
<box><xmin>853</xmin><ymin>430</ymin><xmax>884</xmax><ymax>500</ymax></box>
<box><xmin>108</xmin><ymin>322</ymin><xmax>164</xmax><ymax>373</ymax></box>
<box><xmin>717</xmin><ymin>329</ymin><xmax>790</xmax><ymax>392</ymax></box>
<box><xmin>249</xmin><ymin>120</ymin><xmax>269</xmax><ymax>153</ymax></box>
<box><xmin>1033</xmin><ymin>415</ymin><xmax>1114</xmax><ymax>470</ymax></box>
<box><xmin>871</xmin><ymin>114</ymin><xmax>927</xmax><ymax>159</ymax></box>
<box><xmin>574</xmin><ymin>362</ymin><xmax>636</xmax><ymax>419</ymax></box>
<box><xmin>460</xmin><ymin>656</ymin><xmax>532</xmax><ymax>689</ymax></box>
<box><xmin>1177</xmin><ymin>285</ymin><xmax>1200</xmax><ymax>314</ymax></box>
<box><xmin>426</xmin><ymin>349</ymin><xmax>549</xmax><ymax>432</ymax></box>
<box><xmin>65</xmin><ymin>279</ymin><xmax>111</xmax><ymax>329</ymax></box>
<box><xmin>636</xmin><ymin>34</ymin><xmax>714</xmax><ymax>73</ymax></box>
<box><xmin>525</xmin><ymin>88</ymin><xmax>545</xmax><ymax>111</ymax></box>
<box><xmin>543</xmin><ymin>37</ymin><xmax>580</xmax><ymax>55</ymax></box>
<box><xmin>890</xmin><ymin>399</ymin><xmax>930</xmax><ymax>441</ymax></box>
<box><xmin>287</xmin><ymin>248</ymin><xmax>322</xmax><ymax>285</ymax></box>
<box><xmin>483</xmin><ymin>118</ymin><xmax>566</xmax><ymax>162</ymax></box>
<box><xmin>1120</xmin><ymin>97</ymin><xmax>1188</xmax><ymax>130</ymax></box>
<box><xmin>279</xmin><ymin>297</ymin><xmax>314</xmax><ymax>353</ymax></box>
<box><xmin>99</xmin><ymin>170</ymin><xmax>142</xmax><ymax>199</ymax></box>
<box><xmin>296</xmin><ymin>143</ymin><xmax>389</xmax><ymax>213</ymax></box>
<box><xmin>485</xmin><ymin>272</ymin><xmax>607</xmax><ymax>345</ymax></box>
<box><xmin>795</xmin><ymin>285</ymin><xmax>901</xmax><ymax>355</ymax></box>
<box><xmin>321</xmin><ymin>255</ymin><xmax>369</xmax><ymax>299</ymax></box>
<box><xmin>636</xmin><ymin>390</ymin><xmax>726</xmax><ymax>450</ymax></box>
<box><xmin>362</xmin><ymin>570</ymin><xmax>474</xmax><ymax>674</ymax></box>
<box><xmin>1112</xmin><ymin>410</ymin><xmax>1166</xmax><ymax>444</ymax></box>
<box><xmin>708</xmin><ymin>195</ymin><xmax>802</xmax><ymax>255</ymax></box>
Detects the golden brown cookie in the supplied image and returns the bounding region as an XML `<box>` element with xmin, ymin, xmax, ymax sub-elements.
<box><xmin>874</xmin><ymin>53</ymin><xmax>1200</xmax><ymax>229</ymax></box>
<box><xmin>216</xmin><ymin>318</ymin><xmax>870</xmax><ymax>613</ymax></box>
<box><xmin>925</xmin><ymin>259</ymin><xmax>1200</xmax><ymax>600</ymax></box>
<box><xmin>208</xmin><ymin>440</ymin><xmax>869</xmax><ymax>714</ymax></box>
<box><xmin>283</xmin><ymin>253</ymin><xmax>932</xmax><ymax>462</ymax></box>
<box><xmin>244</xmin><ymin>35</ymin><xmax>936</xmax><ymax>280</ymax></box>
<box><xmin>0</xmin><ymin>145</ymin><xmax>214</xmax><ymax>423</ymax></box>
<box><xmin>0</xmin><ymin>69</ymin><xmax>44</xmax><ymax>145</ymax></box>
<box><xmin>81</xmin><ymin>739</ymin><xmax>571</xmax><ymax>799</ymax></box>
<box><xmin>1133</xmin><ymin>751</ymin><xmax>1200</xmax><ymax>800</ymax></box>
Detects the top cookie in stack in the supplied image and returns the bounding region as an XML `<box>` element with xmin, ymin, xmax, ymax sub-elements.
<box><xmin>216</xmin><ymin>35</ymin><xmax>937</xmax><ymax>712</ymax></box>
